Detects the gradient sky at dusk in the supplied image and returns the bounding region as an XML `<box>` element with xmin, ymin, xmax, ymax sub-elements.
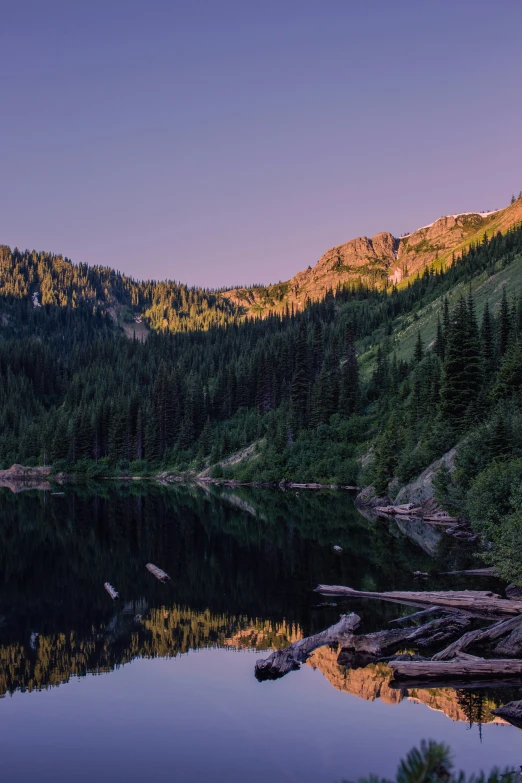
<box><xmin>2</xmin><ymin>0</ymin><xmax>521</xmax><ymax>288</ymax></box>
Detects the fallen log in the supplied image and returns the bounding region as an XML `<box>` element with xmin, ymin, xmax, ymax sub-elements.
<box><xmin>314</xmin><ymin>585</ymin><xmax>522</xmax><ymax>617</ymax></box>
<box><xmin>375</xmin><ymin>503</ymin><xmax>416</xmax><ymax>515</ymax></box>
<box><xmin>389</xmin><ymin>659</ymin><xmax>522</xmax><ymax>684</ymax></box>
<box><xmin>416</xmin><ymin>619</ymin><xmax>472</xmax><ymax>649</ymax></box>
<box><xmin>423</xmin><ymin>516</ymin><xmax>458</xmax><ymax>524</ymax></box>
<box><xmin>255</xmin><ymin>613</ymin><xmax>360</xmax><ymax>681</ymax></box>
<box><xmin>104</xmin><ymin>582</ymin><xmax>119</xmax><ymax>599</ymax></box>
<box><xmin>433</xmin><ymin>615</ymin><xmax>522</xmax><ymax>660</ymax></box>
<box><xmin>390</xmin><ymin>676</ymin><xmax>522</xmax><ymax>690</ymax></box>
<box><xmin>146</xmin><ymin>563</ymin><xmax>170</xmax><ymax>582</ymax></box>
<box><xmin>492</xmin><ymin>700</ymin><xmax>522</xmax><ymax>729</ymax></box>
<box><xmin>494</xmin><ymin>622</ymin><xmax>522</xmax><ymax>657</ymax></box>
<box><xmin>455</xmin><ymin>651</ymin><xmax>484</xmax><ymax>661</ymax></box>
<box><xmin>339</xmin><ymin>614</ymin><xmax>469</xmax><ymax>657</ymax></box>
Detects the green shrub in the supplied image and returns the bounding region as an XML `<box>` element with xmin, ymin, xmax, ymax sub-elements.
<box><xmin>466</xmin><ymin>458</ymin><xmax>522</xmax><ymax>535</ymax></box>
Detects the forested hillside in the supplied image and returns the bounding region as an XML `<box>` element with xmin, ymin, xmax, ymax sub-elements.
<box><xmin>2</xmin><ymin>210</ymin><xmax>522</xmax><ymax>581</ymax></box>
<box><xmin>0</xmin><ymin>245</ymin><xmax>240</xmax><ymax>333</ymax></box>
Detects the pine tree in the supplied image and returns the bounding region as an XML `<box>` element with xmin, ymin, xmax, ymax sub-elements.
<box><xmin>499</xmin><ymin>287</ymin><xmax>512</xmax><ymax>356</ymax></box>
<box><xmin>440</xmin><ymin>296</ymin><xmax>482</xmax><ymax>430</ymax></box>
<box><xmin>414</xmin><ymin>331</ymin><xmax>423</xmax><ymax>363</ymax></box>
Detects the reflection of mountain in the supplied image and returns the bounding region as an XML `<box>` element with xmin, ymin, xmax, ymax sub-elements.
<box><xmin>0</xmin><ymin>604</ymin><xmax>299</xmax><ymax>697</ymax></box>
<box><xmin>0</xmin><ymin>599</ymin><xmax>517</xmax><ymax>731</ymax></box>
<box><xmin>307</xmin><ymin>647</ymin><xmax>510</xmax><ymax>725</ymax></box>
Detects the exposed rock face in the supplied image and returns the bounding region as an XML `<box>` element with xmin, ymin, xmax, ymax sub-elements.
<box><xmin>394</xmin><ymin>448</ymin><xmax>456</xmax><ymax>506</ymax></box>
<box><xmin>0</xmin><ymin>464</ymin><xmax>54</xmax><ymax>492</ymax></box>
<box><xmin>355</xmin><ymin>486</ymin><xmax>389</xmax><ymax>508</ymax></box>
<box><xmin>393</xmin><ymin>517</ymin><xmax>442</xmax><ymax>557</ymax></box>
<box><xmin>223</xmin><ymin>199</ymin><xmax>522</xmax><ymax>317</ymax></box>
<box><xmin>0</xmin><ymin>464</ymin><xmax>52</xmax><ymax>479</ymax></box>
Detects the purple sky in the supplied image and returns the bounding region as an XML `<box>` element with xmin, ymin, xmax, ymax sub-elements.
<box><xmin>2</xmin><ymin>0</ymin><xmax>521</xmax><ymax>288</ymax></box>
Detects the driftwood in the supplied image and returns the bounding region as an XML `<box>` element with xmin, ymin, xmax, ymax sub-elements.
<box><xmin>424</xmin><ymin>516</ymin><xmax>458</xmax><ymax>523</ymax></box>
<box><xmin>492</xmin><ymin>700</ymin><xmax>522</xmax><ymax>729</ymax></box>
<box><xmin>433</xmin><ymin>615</ymin><xmax>522</xmax><ymax>660</ymax></box>
<box><xmin>255</xmin><ymin>613</ymin><xmax>360</xmax><ymax>680</ymax></box>
<box><xmin>104</xmin><ymin>582</ymin><xmax>119</xmax><ymax>599</ymax></box>
<box><xmin>415</xmin><ymin>618</ymin><xmax>472</xmax><ymax>649</ymax></box>
<box><xmin>375</xmin><ymin>503</ymin><xmax>415</xmax><ymax>515</ymax></box>
<box><xmin>389</xmin><ymin>658</ymin><xmax>522</xmax><ymax>684</ymax></box>
<box><xmin>146</xmin><ymin>563</ymin><xmax>170</xmax><ymax>582</ymax></box>
<box><xmin>315</xmin><ymin>585</ymin><xmax>522</xmax><ymax>617</ymax></box>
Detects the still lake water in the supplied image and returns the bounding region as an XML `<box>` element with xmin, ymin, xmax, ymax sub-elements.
<box><xmin>0</xmin><ymin>482</ymin><xmax>521</xmax><ymax>782</ymax></box>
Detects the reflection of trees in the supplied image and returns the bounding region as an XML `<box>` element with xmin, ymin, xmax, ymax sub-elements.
<box><xmin>0</xmin><ymin>484</ymin><xmax>433</xmax><ymax>637</ymax></box>
<box><xmin>456</xmin><ymin>690</ymin><xmax>487</xmax><ymax>739</ymax></box>
<box><xmin>0</xmin><ymin>483</ymin><xmax>439</xmax><ymax>696</ymax></box>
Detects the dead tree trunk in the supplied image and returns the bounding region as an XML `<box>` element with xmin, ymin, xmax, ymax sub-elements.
<box><xmin>389</xmin><ymin>659</ymin><xmax>522</xmax><ymax>684</ymax></box>
<box><xmin>338</xmin><ymin>614</ymin><xmax>469</xmax><ymax>657</ymax></box>
<box><xmin>255</xmin><ymin>613</ymin><xmax>360</xmax><ymax>681</ymax></box>
<box><xmin>315</xmin><ymin>585</ymin><xmax>522</xmax><ymax>617</ymax></box>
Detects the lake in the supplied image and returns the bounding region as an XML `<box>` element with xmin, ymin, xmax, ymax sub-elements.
<box><xmin>0</xmin><ymin>483</ymin><xmax>520</xmax><ymax>782</ymax></box>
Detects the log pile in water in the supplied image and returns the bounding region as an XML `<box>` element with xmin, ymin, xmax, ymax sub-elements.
<box><xmin>256</xmin><ymin>583</ymin><xmax>522</xmax><ymax>692</ymax></box>
<box><xmin>295</xmin><ymin>585</ymin><xmax>522</xmax><ymax>689</ymax></box>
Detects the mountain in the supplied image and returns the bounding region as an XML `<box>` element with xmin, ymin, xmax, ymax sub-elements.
<box><xmin>223</xmin><ymin>198</ymin><xmax>522</xmax><ymax>317</ymax></box>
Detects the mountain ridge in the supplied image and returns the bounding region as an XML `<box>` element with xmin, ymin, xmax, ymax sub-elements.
<box><xmin>222</xmin><ymin>198</ymin><xmax>522</xmax><ymax>317</ymax></box>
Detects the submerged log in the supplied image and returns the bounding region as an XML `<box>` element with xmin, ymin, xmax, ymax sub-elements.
<box><xmin>315</xmin><ymin>585</ymin><xmax>522</xmax><ymax>616</ymax></box>
<box><xmin>438</xmin><ymin>567</ymin><xmax>498</xmax><ymax>576</ymax></box>
<box><xmin>146</xmin><ymin>563</ymin><xmax>170</xmax><ymax>582</ymax></box>
<box><xmin>389</xmin><ymin>658</ymin><xmax>522</xmax><ymax>684</ymax></box>
<box><xmin>255</xmin><ymin>613</ymin><xmax>360</xmax><ymax>681</ymax></box>
<box><xmin>389</xmin><ymin>607</ymin><xmax>445</xmax><ymax>625</ymax></box>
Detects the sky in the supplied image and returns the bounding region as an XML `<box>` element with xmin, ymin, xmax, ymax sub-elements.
<box><xmin>1</xmin><ymin>0</ymin><xmax>521</xmax><ymax>288</ymax></box>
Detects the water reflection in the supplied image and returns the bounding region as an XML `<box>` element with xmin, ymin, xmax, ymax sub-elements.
<box><xmin>0</xmin><ymin>483</ymin><xmax>519</xmax><ymax>742</ymax></box>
